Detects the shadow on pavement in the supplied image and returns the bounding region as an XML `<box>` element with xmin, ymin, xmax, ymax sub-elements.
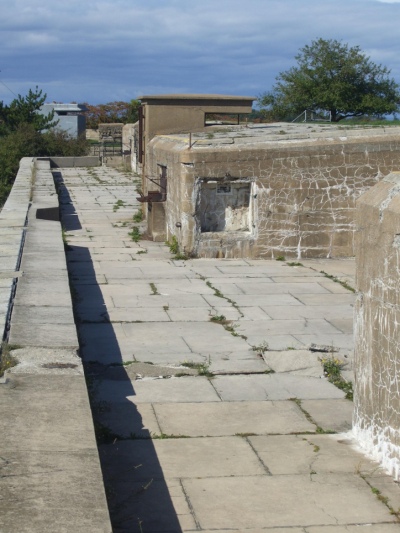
<box><xmin>58</xmin><ymin>172</ymin><xmax>183</xmax><ymax>533</ymax></box>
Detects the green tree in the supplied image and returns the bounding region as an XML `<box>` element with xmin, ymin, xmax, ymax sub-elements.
<box><xmin>0</xmin><ymin>88</ymin><xmax>89</xmax><ymax>206</ymax></box>
<box><xmin>2</xmin><ymin>86</ymin><xmax>58</xmax><ymax>133</ymax></box>
<box><xmin>258</xmin><ymin>38</ymin><xmax>400</xmax><ymax>122</ymax></box>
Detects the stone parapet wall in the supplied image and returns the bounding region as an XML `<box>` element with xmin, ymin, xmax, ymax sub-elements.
<box><xmin>0</xmin><ymin>159</ymin><xmax>112</xmax><ymax>531</ymax></box>
<box><xmin>354</xmin><ymin>171</ymin><xmax>400</xmax><ymax>479</ymax></box>
<box><xmin>0</xmin><ymin>157</ymin><xmax>33</xmax><ymax>344</ymax></box>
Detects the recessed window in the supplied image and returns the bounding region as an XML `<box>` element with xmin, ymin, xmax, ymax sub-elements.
<box><xmin>200</xmin><ymin>181</ymin><xmax>251</xmax><ymax>232</ymax></box>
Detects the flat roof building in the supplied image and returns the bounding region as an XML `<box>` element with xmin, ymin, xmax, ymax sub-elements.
<box><xmin>40</xmin><ymin>102</ymin><xmax>87</xmax><ymax>138</ymax></box>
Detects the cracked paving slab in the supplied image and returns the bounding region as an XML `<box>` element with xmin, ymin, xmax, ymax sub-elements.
<box><xmin>56</xmin><ymin>166</ymin><xmax>399</xmax><ymax>533</ymax></box>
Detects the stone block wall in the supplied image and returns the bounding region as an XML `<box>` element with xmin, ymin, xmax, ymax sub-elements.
<box><xmin>145</xmin><ymin>132</ymin><xmax>400</xmax><ymax>258</ymax></box>
<box><xmin>354</xmin><ymin>172</ymin><xmax>400</xmax><ymax>479</ymax></box>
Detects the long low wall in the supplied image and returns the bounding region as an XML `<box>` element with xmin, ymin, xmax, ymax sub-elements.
<box><xmin>0</xmin><ymin>157</ymin><xmax>33</xmax><ymax>346</ymax></box>
<box><xmin>0</xmin><ymin>158</ymin><xmax>112</xmax><ymax>532</ymax></box>
<box><xmin>354</xmin><ymin>171</ymin><xmax>400</xmax><ymax>480</ymax></box>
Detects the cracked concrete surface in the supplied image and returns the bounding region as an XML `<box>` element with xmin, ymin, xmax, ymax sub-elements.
<box><xmin>55</xmin><ymin>166</ymin><xmax>400</xmax><ymax>532</ymax></box>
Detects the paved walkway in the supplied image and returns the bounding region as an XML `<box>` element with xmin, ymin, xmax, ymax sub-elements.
<box><xmin>58</xmin><ymin>166</ymin><xmax>400</xmax><ymax>533</ymax></box>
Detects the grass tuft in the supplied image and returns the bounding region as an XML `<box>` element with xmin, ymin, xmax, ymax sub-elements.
<box><xmin>0</xmin><ymin>343</ymin><xmax>19</xmax><ymax>377</ymax></box>
<box><xmin>128</xmin><ymin>226</ymin><xmax>141</xmax><ymax>242</ymax></box>
<box><xmin>320</xmin><ymin>355</ymin><xmax>353</xmax><ymax>400</ymax></box>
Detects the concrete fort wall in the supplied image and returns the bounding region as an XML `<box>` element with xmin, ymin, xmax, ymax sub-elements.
<box><xmin>354</xmin><ymin>171</ymin><xmax>400</xmax><ymax>480</ymax></box>
<box><xmin>146</xmin><ymin>130</ymin><xmax>400</xmax><ymax>259</ymax></box>
<box><xmin>0</xmin><ymin>158</ymin><xmax>112</xmax><ymax>532</ymax></box>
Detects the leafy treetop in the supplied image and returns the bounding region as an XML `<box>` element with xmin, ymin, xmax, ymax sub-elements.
<box><xmin>83</xmin><ymin>100</ymin><xmax>141</xmax><ymax>129</ymax></box>
<box><xmin>0</xmin><ymin>86</ymin><xmax>58</xmax><ymax>135</ymax></box>
<box><xmin>258</xmin><ymin>38</ymin><xmax>400</xmax><ymax>122</ymax></box>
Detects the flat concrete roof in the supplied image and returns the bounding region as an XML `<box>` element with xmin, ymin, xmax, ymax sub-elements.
<box><xmin>154</xmin><ymin>122</ymin><xmax>400</xmax><ymax>148</ymax></box>
<box><xmin>139</xmin><ymin>94</ymin><xmax>255</xmax><ymax>102</ymax></box>
<box><xmin>42</xmin><ymin>103</ymin><xmax>87</xmax><ymax>112</ymax></box>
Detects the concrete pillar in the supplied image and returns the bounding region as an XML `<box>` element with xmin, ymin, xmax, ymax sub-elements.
<box><xmin>147</xmin><ymin>202</ymin><xmax>166</xmax><ymax>242</ymax></box>
<box><xmin>354</xmin><ymin>171</ymin><xmax>400</xmax><ymax>479</ymax></box>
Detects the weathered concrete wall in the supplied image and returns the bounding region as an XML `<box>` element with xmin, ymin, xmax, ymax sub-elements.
<box><xmin>86</xmin><ymin>128</ymin><xmax>100</xmax><ymax>141</ymax></box>
<box><xmin>354</xmin><ymin>171</ymin><xmax>400</xmax><ymax>480</ymax></box>
<box><xmin>145</xmin><ymin>128</ymin><xmax>400</xmax><ymax>258</ymax></box>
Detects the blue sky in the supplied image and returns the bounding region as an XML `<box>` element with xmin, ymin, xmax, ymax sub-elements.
<box><xmin>1</xmin><ymin>0</ymin><xmax>400</xmax><ymax>105</ymax></box>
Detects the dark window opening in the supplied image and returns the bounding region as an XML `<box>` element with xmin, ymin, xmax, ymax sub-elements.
<box><xmin>200</xmin><ymin>181</ymin><xmax>251</xmax><ymax>232</ymax></box>
<box><xmin>204</xmin><ymin>113</ymin><xmax>251</xmax><ymax>126</ymax></box>
<box><xmin>159</xmin><ymin>165</ymin><xmax>167</xmax><ymax>201</ymax></box>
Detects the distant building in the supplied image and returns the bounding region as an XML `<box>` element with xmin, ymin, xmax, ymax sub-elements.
<box><xmin>40</xmin><ymin>103</ymin><xmax>87</xmax><ymax>138</ymax></box>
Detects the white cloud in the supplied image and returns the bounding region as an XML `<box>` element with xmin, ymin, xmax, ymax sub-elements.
<box><xmin>0</xmin><ymin>0</ymin><xmax>399</xmax><ymax>103</ymax></box>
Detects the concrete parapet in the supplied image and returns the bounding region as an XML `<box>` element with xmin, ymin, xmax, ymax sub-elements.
<box><xmin>354</xmin><ymin>171</ymin><xmax>400</xmax><ymax>479</ymax></box>
<box><xmin>42</xmin><ymin>156</ymin><xmax>100</xmax><ymax>168</ymax></box>
<box><xmin>0</xmin><ymin>159</ymin><xmax>112</xmax><ymax>532</ymax></box>
<box><xmin>0</xmin><ymin>158</ymin><xmax>33</xmax><ymax>345</ymax></box>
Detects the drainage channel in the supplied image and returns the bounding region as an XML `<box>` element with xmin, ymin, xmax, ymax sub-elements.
<box><xmin>1</xmin><ymin>204</ymin><xmax>30</xmax><ymax>348</ymax></box>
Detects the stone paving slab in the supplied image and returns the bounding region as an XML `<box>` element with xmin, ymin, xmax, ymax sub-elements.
<box><xmin>306</xmin><ymin>526</ymin><xmax>400</xmax><ymax>533</ymax></box>
<box><xmin>204</xmin><ymin>292</ymin><xmax>303</xmax><ymax>307</ymax></box>
<box><xmin>301</xmin><ymin>399</ymin><xmax>354</xmax><ymax>432</ymax></box>
<box><xmin>165</xmin><ymin>306</ymin><xmax>232</xmax><ymax>322</ymax></box>
<box><xmin>327</xmin><ymin>316</ymin><xmax>355</xmax><ymax>334</ymax></box>
<box><xmin>318</xmin><ymin>279</ymin><xmax>353</xmax><ymax>293</ymax></box>
<box><xmin>234</xmin><ymin>281</ymin><xmax>331</xmax><ymax>294</ymax></box>
<box><xmin>269</xmin><ymin>275</ymin><xmax>326</xmax><ymax>283</ymax></box>
<box><xmin>237</xmin><ymin>317</ymin><xmax>343</xmax><ymax>337</ymax></box>
<box><xmin>199</xmin><ymin>530</ymin><xmax>305</xmax><ymax>533</ymax></box>
<box><xmin>7</xmin><ymin>347</ymin><xmax>83</xmax><ymax>375</ymax></box>
<box><xmin>0</xmin><ymin>255</ymin><xmax>19</xmax><ymax>270</ymax></box>
<box><xmin>295</xmin><ymin>293</ymin><xmax>356</xmax><ymax>306</ymax></box>
<box><xmin>262</xmin><ymin>349</ymin><xmax>323</xmax><ymax>376</ymax></box>
<box><xmin>212</xmin><ymin>374</ymin><xmax>345</xmax><ymax>401</ymax></box>
<box><xmin>69</xmin><ymin>274</ymin><xmax>108</xmax><ymax>285</ymax></box>
<box><xmin>95</xmin><ymin>402</ymin><xmax>161</xmax><ymax>438</ymax></box>
<box><xmin>261</xmin><ymin>304</ymin><xmax>353</xmax><ymax>320</ymax></box>
<box><xmin>11</xmin><ymin>304</ymin><xmax>75</xmax><ymax>325</ymax></box>
<box><xmin>208</xmin><ymin>352</ymin><xmax>269</xmax><ymax>374</ymax></box>
<box><xmin>9</xmin><ymin>323</ymin><xmax>79</xmax><ymax>348</ymax></box>
<box><xmin>153</xmin><ymin>401</ymin><xmax>315</xmax><ymax>436</ymax></box>
<box><xmin>301</xmin><ymin>258</ymin><xmax>356</xmax><ymax>280</ymax></box>
<box><xmin>181</xmin><ymin>474</ymin><xmax>396</xmax><ymax>530</ymax></box>
<box><xmin>97</xmin><ymin>477</ymin><xmax>195</xmax><ymax>532</ymax></box>
<box><xmin>100</xmin><ymin>436</ymin><xmax>265</xmax><ymax>480</ymax></box>
<box><xmin>13</xmin><ymin>286</ymin><xmax>74</xmax><ymax>307</ymax></box>
<box><xmin>121</xmin><ymin>321</ymin><xmax>251</xmax><ymax>355</ymax></box>
<box><xmin>248</xmin><ymin>434</ymin><xmax>373</xmax><ymax>475</ymax></box>
<box><xmin>20</xmin><ymin>251</ymin><xmax>68</xmax><ymax>271</ymax></box>
<box><xmin>156</xmin><ymin>280</ymin><xmax>216</xmax><ymax>295</ymax></box>
<box><xmin>96</xmin><ymin>376</ymin><xmax>221</xmax><ymax>404</ymax></box>
<box><xmin>238</xmin><ymin>305</ymin><xmax>272</xmax><ymax>320</ymax></box>
<box><xmin>292</xmin><ymin>333</ymin><xmax>354</xmax><ymax>352</ymax></box>
<box><xmin>204</xmin><ymin>275</ymin><xmax>275</xmax><ymax>284</ymax></box>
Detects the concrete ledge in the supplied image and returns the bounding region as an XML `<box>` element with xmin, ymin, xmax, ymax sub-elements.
<box><xmin>0</xmin><ymin>158</ymin><xmax>33</xmax><ymax>343</ymax></box>
<box><xmin>40</xmin><ymin>156</ymin><xmax>100</xmax><ymax>168</ymax></box>
<box><xmin>1</xmin><ymin>159</ymin><xmax>112</xmax><ymax>532</ymax></box>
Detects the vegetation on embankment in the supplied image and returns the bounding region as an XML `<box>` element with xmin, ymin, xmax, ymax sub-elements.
<box><xmin>0</xmin><ymin>87</ymin><xmax>89</xmax><ymax>207</ymax></box>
